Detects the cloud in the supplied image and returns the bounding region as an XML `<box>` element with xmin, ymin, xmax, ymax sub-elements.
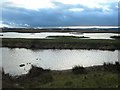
<box><xmin>69</xmin><ymin>8</ymin><xmax>84</xmax><ymax>12</ymax></box>
<box><xmin>1</xmin><ymin>0</ymin><xmax>119</xmax><ymax>27</ymax></box>
<box><xmin>3</xmin><ymin>0</ymin><xmax>55</xmax><ymax>10</ymax></box>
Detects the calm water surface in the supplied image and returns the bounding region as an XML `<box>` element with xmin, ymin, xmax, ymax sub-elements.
<box><xmin>0</xmin><ymin>32</ymin><xmax>119</xmax><ymax>39</ymax></box>
<box><xmin>0</xmin><ymin>48</ymin><xmax>119</xmax><ymax>75</ymax></box>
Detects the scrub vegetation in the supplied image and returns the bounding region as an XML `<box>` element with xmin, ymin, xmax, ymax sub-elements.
<box><xmin>2</xmin><ymin>38</ymin><xmax>120</xmax><ymax>50</ymax></box>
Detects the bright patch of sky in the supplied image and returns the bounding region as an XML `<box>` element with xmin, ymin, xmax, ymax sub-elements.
<box><xmin>3</xmin><ymin>0</ymin><xmax>119</xmax><ymax>10</ymax></box>
<box><xmin>5</xmin><ymin>0</ymin><xmax>55</xmax><ymax>10</ymax></box>
<box><xmin>69</xmin><ymin>8</ymin><xmax>84</xmax><ymax>12</ymax></box>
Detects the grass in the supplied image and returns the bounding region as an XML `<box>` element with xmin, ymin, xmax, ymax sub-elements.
<box><xmin>2</xmin><ymin>38</ymin><xmax>120</xmax><ymax>50</ymax></box>
<box><xmin>2</xmin><ymin>62</ymin><xmax>120</xmax><ymax>88</ymax></box>
<box><xmin>72</xmin><ymin>65</ymin><xmax>87</xmax><ymax>74</ymax></box>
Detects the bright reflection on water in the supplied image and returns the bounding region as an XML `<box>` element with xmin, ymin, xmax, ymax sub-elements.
<box><xmin>1</xmin><ymin>48</ymin><xmax>119</xmax><ymax>75</ymax></box>
<box><xmin>0</xmin><ymin>32</ymin><xmax>119</xmax><ymax>39</ymax></box>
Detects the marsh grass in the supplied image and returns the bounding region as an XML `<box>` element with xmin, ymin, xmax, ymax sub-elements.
<box><xmin>2</xmin><ymin>38</ymin><xmax>120</xmax><ymax>50</ymax></box>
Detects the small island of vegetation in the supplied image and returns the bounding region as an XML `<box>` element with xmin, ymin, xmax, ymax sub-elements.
<box><xmin>46</xmin><ymin>36</ymin><xmax>90</xmax><ymax>39</ymax></box>
<box><xmin>110</xmin><ymin>36</ymin><xmax>120</xmax><ymax>39</ymax></box>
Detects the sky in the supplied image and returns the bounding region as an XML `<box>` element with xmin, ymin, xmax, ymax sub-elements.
<box><xmin>0</xmin><ymin>0</ymin><xmax>119</xmax><ymax>28</ymax></box>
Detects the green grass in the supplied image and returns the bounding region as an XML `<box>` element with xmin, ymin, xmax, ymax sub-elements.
<box><xmin>8</xmin><ymin>70</ymin><xmax>118</xmax><ymax>88</ymax></box>
<box><xmin>2</xmin><ymin>38</ymin><xmax>120</xmax><ymax>50</ymax></box>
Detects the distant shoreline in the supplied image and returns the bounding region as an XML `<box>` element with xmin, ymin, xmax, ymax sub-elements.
<box><xmin>1</xmin><ymin>28</ymin><xmax>120</xmax><ymax>33</ymax></box>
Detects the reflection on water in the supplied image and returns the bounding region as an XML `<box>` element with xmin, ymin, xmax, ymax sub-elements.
<box><xmin>1</xmin><ymin>48</ymin><xmax>118</xmax><ymax>75</ymax></box>
<box><xmin>0</xmin><ymin>32</ymin><xmax>119</xmax><ymax>39</ymax></box>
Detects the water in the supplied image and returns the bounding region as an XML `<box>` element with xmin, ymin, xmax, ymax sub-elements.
<box><xmin>0</xmin><ymin>48</ymin><xmax>119</xmax><ymax>75</ymax></box>
<box><xmin>0</xmin><ymin>32</ymin><xmax>74</xmax><ymax>39</ymax></box>
<box><xmin>37</xmin><ymin>26</ymin><xmax>119</xmax><ymax>29</ymax></box>
<box><xmin>0</xmin><ymin>32</ymin><xmax>119</xmax><ymax>39</ymax></box>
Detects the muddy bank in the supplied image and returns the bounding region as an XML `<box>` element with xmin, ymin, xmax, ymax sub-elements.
<box><xmin>1</xmin><ymin>38</ymin><xmax>120</xmax><ymax>50</ymax></box>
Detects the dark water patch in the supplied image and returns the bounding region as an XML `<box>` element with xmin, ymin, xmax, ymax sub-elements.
<box><xmin>19</xmin><ymin>64</ymin><xmax>25</xmax><ymax>67</ymax></box>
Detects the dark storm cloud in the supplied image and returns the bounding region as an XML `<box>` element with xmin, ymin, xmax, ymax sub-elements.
<box><xmin>2</xmin><ymin>1</ymin><xmax>118</xmax><ymax>27</ymax></box>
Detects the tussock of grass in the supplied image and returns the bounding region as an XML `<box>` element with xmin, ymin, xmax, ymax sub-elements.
<box><xmin>72</xmin><ymin>65</ymin><xmax>87</xmax><ymax>74</ymax></box>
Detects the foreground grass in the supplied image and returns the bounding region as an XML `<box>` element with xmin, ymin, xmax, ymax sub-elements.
<box><xmin>2</xmin><ymin>38</ymin><xmax>120</xmax><ymax>50</ymax></box>
<box><xmin>21</xmin><ymin>72</ymin><xmax>118</xmax><ymax>88</ymax></box>
<box><xmin>2</xmin><ymin>63</ymin><xmax>120</xmax><ymax>88</ymax></box>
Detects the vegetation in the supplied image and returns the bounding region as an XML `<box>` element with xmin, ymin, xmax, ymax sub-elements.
<box><xmin>103</xmin><ymin>62</ymin><xmax>120</xmax><ymax>73</ymax></box>
<box><xmin>0</xmin><ymin>34</ymin><xmax>3</xmax><ymax>36</ymax></box>
<box><xmin>2</xmin><ymin>62</ymin><xmax>120</xmax><ymax>88</ymax></box>
<box><xmin>110</xmin><ymin>36</ymin><xmax>120</xmax><ymax>39</ymax></box>
<box><xmin>72</xmin><ymin>66</ymin><xmax>86</xmax><ymax>74</ymax></box>
<box><xmin>2</xmin><ymin>38</ymin><xmax>120</xmax><ymax>50</ymax></box>
<box><xmin>46</xmin><ymin>36</ymin><xmax>89</xmax><ymax>39</ymax></box>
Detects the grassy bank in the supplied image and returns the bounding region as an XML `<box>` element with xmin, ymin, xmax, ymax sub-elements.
<box><xmin>2</xmin><ymin>62</ymin><xmax>120</xmax><ymax>88</ymax></box>
<box><xmin>2</xmin><ymin>38</ymin><xmax>120</xmax><ymax>50</ymax></box>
